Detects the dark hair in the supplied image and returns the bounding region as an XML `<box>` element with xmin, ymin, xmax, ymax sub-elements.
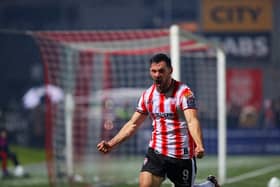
<box><xmin>149</xmin><ymin>53</ymin><xmax>172</xmax><ymax>68</ymax></box>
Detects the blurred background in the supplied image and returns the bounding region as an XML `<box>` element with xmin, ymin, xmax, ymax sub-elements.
<box><xmin>0</xmin><ymin>0</ymin><xmax>279</xmax><ymax>186</ymax></box>
<box><xmin>0</xmin><ymin>0</ymin><xmax>279</xmax><ymax>149</ymax></box>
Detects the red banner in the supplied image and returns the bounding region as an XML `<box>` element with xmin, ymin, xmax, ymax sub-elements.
<box><xmin>227</xmin><ymin>68</ymin><xmax>263</xmax><ymax>110</ymax></box>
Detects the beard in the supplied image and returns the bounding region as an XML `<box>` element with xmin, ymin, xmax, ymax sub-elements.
<box><xmin>154</xmin><ymin>78</ymin><xmax>169</xmax><ymax>92</ymax></box>
<box><xmin>155</xmin><ymin>79</ymin><xmax>162</xmax><ymax>85</ymax></box>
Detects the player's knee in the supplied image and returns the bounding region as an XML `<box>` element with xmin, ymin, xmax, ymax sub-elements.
<box><xmin>139</xmin><ymin>172</ymin><xmax>163</xmax><ymax>187</ymax></box>
<box><xmin>139</xmin><ymin>180</ymin><xmax>151</xmax><ymax>187</ymax></box>
<box><xmin>139</xmin><ymin>172</ymin><xmax>152</xmax><ymax>187</ymax></box>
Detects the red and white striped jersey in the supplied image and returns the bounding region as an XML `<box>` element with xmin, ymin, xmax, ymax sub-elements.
<box><xmin>136</xmin><ymin>80</ymin><xmax>197</xmax><ymax>159</ymax></box>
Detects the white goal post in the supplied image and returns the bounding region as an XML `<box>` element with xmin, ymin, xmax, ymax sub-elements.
<box><xmin>170</xmin><ymin>25</ymin><xmax>226</xmax><ymax>184</ymax></box>
<box><xmin>31</xmin><ymin>24</ymin><xmax>226</xmax><ymax>186</ymax></box>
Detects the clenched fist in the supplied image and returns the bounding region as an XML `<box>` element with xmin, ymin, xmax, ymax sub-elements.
<box><xmin>195</xmin><ymin>146</ymin><xmax>205</xmax><ymax>159</ymax></box>
<box><xmin>97</xmin><ymin>140</ymin><xmax>112</xmax><ymax>154</ymax></box>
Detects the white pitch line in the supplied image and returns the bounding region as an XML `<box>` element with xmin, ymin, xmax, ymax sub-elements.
<box><xmin>225</xmin><ymin>163</ymin><xmax>280</xmax><ymax>184</ymax></box>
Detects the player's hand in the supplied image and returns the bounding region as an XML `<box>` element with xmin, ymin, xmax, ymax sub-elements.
<box><xmin>97</xmin><ymin>140</ymin><xmax>112</xmax><ymax>154</ymax></box>
<box><xmin>195</xmin><ymin>146</ymin><xmax>205</xmax><ymax>159</ymax></box>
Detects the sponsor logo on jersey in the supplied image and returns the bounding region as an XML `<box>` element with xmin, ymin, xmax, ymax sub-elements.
<box><xmin>153</xmin><ymin>112</ymin><xmax>175</xmax><ymax>120</ymax></box>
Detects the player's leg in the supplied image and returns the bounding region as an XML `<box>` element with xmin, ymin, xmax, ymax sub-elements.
<box><xmin>0</xmin><ymin>151</ymin><xmax>9</xmax><ymax>177</ymax></box>
<box><xmin>166</xmin><ymin>157</ymin><xmax>196</xmax><ymax>187</ymax></box>
<box><xmin>7</xmin><ymin>151</ymin><xmax>28</xmax><ymax>177</ymax></box>
<box><xmin>193</xmin><ymin>176</ymin><xmax>220</xmax><ymax>187</ymax></box>
<box><xmin>139</xmin><ymin>171</ymin><xmax>164</xmax><ymax>187</ymax></box>
<box><xmin>165</xmin><ymin>156</ymin><xmax>220</xmax><ymax>187</ymax></box>
<box><xmin>7</xmin><ymin>151</ymin><xmax>19</xmax><ymax>166</ymax></box>
<box><xmin>140</xmin><ymin>148</ymin><xmax>166</xmax><ymax>187</ymax></box>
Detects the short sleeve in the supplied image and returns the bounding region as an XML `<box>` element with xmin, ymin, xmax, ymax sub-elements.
<box><xmin>136</xmin><ymin>91</ymin><xmax>149</xmax><ymax>115</ymax></box>
<box><xmin>180</xmin><ymin>88</ymin><xmax>197</xmax><ymax>110</ymax></box>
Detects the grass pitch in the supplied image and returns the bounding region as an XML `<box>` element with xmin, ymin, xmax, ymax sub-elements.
<box><xmin>0</xmin><ymin>146</ymin><xmax>279</xmax><ymax>187</ymax></box>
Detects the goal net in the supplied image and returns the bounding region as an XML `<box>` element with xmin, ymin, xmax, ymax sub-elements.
<box><xmin>30</xmin><ymin>25</ymin><xmax>226</xmax><ymax>186</ymax></box>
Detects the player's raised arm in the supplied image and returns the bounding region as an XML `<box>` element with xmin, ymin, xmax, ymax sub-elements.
<box><xmin>97</xmin><ymin>111</ymin><xmax>147</xmax><ymax>154</ymax></box>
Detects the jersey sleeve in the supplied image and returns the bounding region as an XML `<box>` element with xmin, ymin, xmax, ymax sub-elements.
<box><xmin>136</xmin><ymin>91</ymin><xmax>149</xmax><ymax>115</ymax></box>
<box><xmin>180</xmin><ymin>87</ymin><xmax>197</xmax><ymax>110</ymax></box>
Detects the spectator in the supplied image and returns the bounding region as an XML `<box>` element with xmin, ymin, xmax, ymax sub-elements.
<box><xmin>263</xmin><ymin>99</ymin><xmax>275</xmax><ymax>128</ymax></box>
<box><xmin>227</xmin><ymin>103</ymin><xmax>241</xmax><ymax>128</ymax></box>
<box><xmin>272</xmin><ymin>97</ymin><xmax>280</xmax><ymax>128</ymax></box>
<box><xmin>0</xmin><ymin>127</ymin><xmax>26</xmax><ymax>178</ymax></box>
<box><xmin>239</xmin><ymin>106</ymin><xmax>259</xmax><ymax>128</ymax></box>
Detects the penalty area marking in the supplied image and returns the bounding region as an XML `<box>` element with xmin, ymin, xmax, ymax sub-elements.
<box><xmin>225</xmin><ymin>163</ymin><xmax>280</xmax><ymax>184</ymax></box>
